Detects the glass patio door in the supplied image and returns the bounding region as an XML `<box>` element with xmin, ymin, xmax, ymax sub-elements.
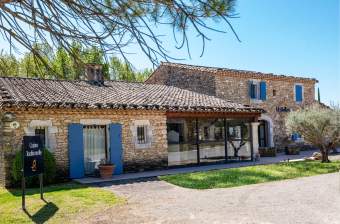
<box><xmin>198</xmin><ymin>118</ymin><xmax>225</xmax><ymax>164</ymax></box>
<box><xmin>258</xmin><ymin>121</ymin><xmax>267</xmax><ymax>147</ymax></box>
<box><xmin>83</xmin><ymin>125</ymin><xmax>108</xmax><ymax>175</ymax></box>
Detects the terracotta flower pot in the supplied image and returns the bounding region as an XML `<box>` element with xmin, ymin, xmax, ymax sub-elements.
<box><xmin>99</xmin><ymin>164</ymin><xmax>115</xmax><ymax>179</ymax></box>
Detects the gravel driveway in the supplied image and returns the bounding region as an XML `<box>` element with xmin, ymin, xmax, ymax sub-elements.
<box><xmin>84</xmin><ymin>172</ymin><xmax>340</xmax><ymax>224</ymax></box>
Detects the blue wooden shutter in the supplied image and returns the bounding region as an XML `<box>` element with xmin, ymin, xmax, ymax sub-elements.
<box><xmin>68</xmin><ymin>123</ymin><xmax>84</xmax><ymax>178</ymax></box>
<box><xmin>109</xmin><ymin>123</ymin><xmax>123</xmax><ymax>175</ymax></box>
<box><xmin>249</xmin><ymin>81</ymin><xmax>256</xmax><ymax>99</ymax></box>
<box><xmin>295</xmin><ymin>85</ymin><xmax>302</xmax><ymax>102</ymax></box>
<box><xmin>291</xmin><ymin>133</ymin><xmax>295</xmax><ymax>141</ymax></box>
<box><xmin>260</xmin><ymin>81</ymin><xmax>267</xmax><ymax>100</ymax></box>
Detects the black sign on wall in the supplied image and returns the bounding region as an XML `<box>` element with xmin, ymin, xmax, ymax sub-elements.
<box><xmin>23</xmin><ymin>136</ymin><xmax>44</xmax><ymax>177</ymax></box>
<box><xmin>276</xmin><ymin>106</ymin><xmax>291</xmax><ymax>112</ymax></box>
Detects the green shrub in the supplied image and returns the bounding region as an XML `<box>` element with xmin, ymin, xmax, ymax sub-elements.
<box><xmin>12</xmin><ymin>148</ymin><xmax>57</xmax><ymax>187</ymax></box>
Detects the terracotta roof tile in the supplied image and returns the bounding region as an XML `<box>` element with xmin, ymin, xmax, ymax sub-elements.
<box><xmin>0</xmin><ymin>77</ymin><xmax>263</xmax><ymax>113</ymax></box>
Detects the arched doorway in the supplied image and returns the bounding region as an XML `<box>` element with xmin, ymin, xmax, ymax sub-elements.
<box><xmin>258</xmin><ymin>115</ymin><xmax>274</xmax><ymax>147</ymax></box>
<box><xmin>258</xmin><ymin>120</ymin><xmax>268</xmax><ymax>147</ymax></box>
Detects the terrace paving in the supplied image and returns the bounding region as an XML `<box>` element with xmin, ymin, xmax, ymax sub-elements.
<box><xmin>75</xmin><ymin>150</ymin><xmax>340</xmax><ymax>184</ymax></box>
<box><xmin>86</xmin><ymin>170</ymin><xmax>340</xmax><ymax>224</ymax></box>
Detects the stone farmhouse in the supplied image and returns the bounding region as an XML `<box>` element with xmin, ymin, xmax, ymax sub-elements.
<box><xmin>146</xmin><ymin>62</ymin><xmax>318</xmax><ymax>148</ymax></box>
<box><xmin>0</xmin><ymin>62</ymin><xmax>319</xmax><ymax>187</ymax></box>
<box><xmin>0</xmin><ymin>64</ymin><xmax>264</xmax><ymax>186</ymax></box>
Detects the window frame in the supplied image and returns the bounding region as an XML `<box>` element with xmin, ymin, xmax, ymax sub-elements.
<box><xmin>131</xmin><ymin>120</ymin><xmax>152</xmax><ymax>149</ymax></box>
<box><xmin>249</xmin><ymin>80</ymin><xmax>266</xmax><ymax>102</ymax></box>
<box><xmin>83</xmin><ymin>124</ymin><xmax>110</xmax><ymax>175</ymax></box>
<box><xmin>26</xmin><ymin>120</ymin><xmax>57</xmax><ymax>153</ymax></box>
<box><xmin>137</xmin><ymin>125</ymin><xmax>148</xmax><ymax>144</ymax></box>
<box><xmin>250</xmin><ymin>82</ymin><xmax>257</xmax><ymax>99</ymax></box>
<box><xmin>34</xmin><ymin>126</ymin><xmax>48</xmax><ymax>148</ymax></box>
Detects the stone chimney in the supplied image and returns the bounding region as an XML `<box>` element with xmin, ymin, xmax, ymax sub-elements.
<box><xmin>84</xmin><ymin>63</ymin><xmax>104</xmax><ymax>85</ymax></box>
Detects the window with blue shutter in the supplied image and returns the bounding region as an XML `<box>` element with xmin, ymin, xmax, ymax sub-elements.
<box><xmin>260</xmin><ymin>81</ymin><xmax>267</xmax><ymax>101</ymax></box>
<box><xmin>109</xmin><ymin>123</ymin><xmax>123</xmax><ymax>175</ymax></box>
<box><xmin>68</xmin><ymin>123</ymin><xmax>84</xmax><ymax>179</ymax></box>
<box><xmin>291</xmin><ymin>133</ymin><xmax>297</xmax><ymax>141</ymax></box>
<box><xmin>295</xmin><ymin>85</ymin><xmax>303</xmax><ymax>102</ymax></box>
<box><xmin>249</xmin><ymin>81</ymin><xmax>257</xmax><ymax>99</ymax></box>
<box><xmin>291</xmin><ymin>133</ymin><xmax>301</xmax><ymax>141</ymax></box>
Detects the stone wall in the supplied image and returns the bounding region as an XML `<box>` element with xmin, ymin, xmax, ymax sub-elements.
<box><xmin>0</xmin><ymin>107</ymin><xmax>168</xmax><ymax>185</ymax></box>
<box><xmin>147</xmin><ymin>65</ymin><xmax>317</xmax><ymax>147</ymax></box>
<box><xmin>214</xmin><ymin>74</ymin><xmax>316</xmax><ymax>146</ymax></box>
<box><xmin>146</xmin><ymin>65</ymin><xmax>216</xmax><ymax>96</ymax></box>
<box><xmin>0</xmin><ymin>112</ymin><xmax>17</xmax><ymax>187</ymax></box>
<box><xmin>0</xmin><ymin>114</ymin><xmax>3</xmax><ymax>186</ymax></box>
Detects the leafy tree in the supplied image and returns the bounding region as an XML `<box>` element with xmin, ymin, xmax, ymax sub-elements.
<box><xmin>19</xmin><ymin>43</ymin><xmax>55</xmax><ymax>78</ymax></box>
<box><xmin>0</xmin><ymin>43</ymin><xmax>153</xmax><ymax>81</ymax></box>
<box><xmin>0</xmin><ymin>0</ymin><xmax>238</xmax><ymax>65</ymax></box>
<box><xmin>135</xmin><ymin>68</ymin><xmax>153</xmax><ymax>82</ymax></box>
<box><xmin>286</xmin><ymin>104</ymin><xmax>340</xmax><ymax>162</ymax></box>
<box><xmin>109</xmin><ymin>56</ymin><xmax>152</xmax><ymax>82</ymax></box>
<box><xmin>69</xmin><ymin>42</ymin><xmax>84</xmax><ymax>80</ymax></box>
<box><xmin>0</xmin><ymin>51</ymin><xmax>20</xmax><ymax>77</ymax></box>
<box><xmin>53</xmin><ymin>48</ymin><xmax>73</xmax><ymax>79</ymax></box>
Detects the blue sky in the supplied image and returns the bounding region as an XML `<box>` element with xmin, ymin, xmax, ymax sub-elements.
<box><xmin>0</xmin><ymin>0</ymin><xmax>339</xmax><ymax>105</ymax></box>
<box><xmin>126</xmin><ymin>0</ymin><xmax>340</xmax><ymax>106</ymax></box>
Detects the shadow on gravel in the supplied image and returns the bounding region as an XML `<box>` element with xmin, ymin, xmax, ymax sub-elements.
<box><xmin>93</xmin><ymin>177</ymin><xmax>161</xmax><ymax>187</ymax></box>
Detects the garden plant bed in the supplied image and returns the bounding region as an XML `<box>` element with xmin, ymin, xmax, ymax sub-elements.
<box><xmin>0</xmin><ymin>182</ymin><xmax>122</xmax><ymax>224</ymax></box>
<box><xmin>160</xmin><ymin>160</ymin><xmax>340</xmax><ymax>189</ymax></box>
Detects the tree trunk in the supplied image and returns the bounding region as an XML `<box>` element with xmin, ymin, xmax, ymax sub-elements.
<box><xmin>321</xmin><ymin>146</ymin><xmax>330</xmax><ymax>163</ymax></box>
<box><xmin>233</xmin><ymin>149</ymin><xmax>238</xmax><ymax>158</ymax></box>
<box><xmin>325</xmin><ymin>148</ymin><xmax>331</xmax><ymax>162</ymax></box>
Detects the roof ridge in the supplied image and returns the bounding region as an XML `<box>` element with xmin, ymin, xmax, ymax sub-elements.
<box><xmin>0</xmin><ymin>76</ymin><xmax>210</xmax><ymax>91</ymax></box>
<box><xmin>160</xmin><ymin>62</ymin><xmax>318</xmax><ymax>82</ymax></box>
<box><xmin>0</xmin><ymin>76</ymin><xmax>83</xmax><ymax>83</ymax></box>
<box><xmin>0</xmin><ymin>76</ymin><xmax>160</xmax><ymax>86</ymax></box>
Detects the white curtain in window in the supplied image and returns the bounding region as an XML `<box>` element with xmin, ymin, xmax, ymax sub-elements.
<box><xmin>83</xmin><ymin>126</ymin><xmax>106</xmax><ymax>175</ymax></box>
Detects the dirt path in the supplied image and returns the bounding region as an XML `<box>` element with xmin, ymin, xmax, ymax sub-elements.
<box><xmin>83</xmin><ymin>172</ymin><xmax>340</xmax><ymax>224</ymax></box>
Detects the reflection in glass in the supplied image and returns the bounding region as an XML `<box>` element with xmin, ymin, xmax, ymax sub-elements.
<box><xmin>83</xmin><ymin>125</ymin><xmax>107</xmax><ymax>175</ymax></box>
<box><xmin>198</xmin><ymin>118</ymin><xmax>225</xmax><ymax>163</ymax></box>
<box><xmin>227</xmin><ymin>121</ymin><xmax>251</xmax><ymax>161</ymax></box>
<box><xmin>167</xmin><ymin>118</ymin><xmax>252</xmax><ymax>166</ymax></box>
<box><xmin>167</xmin><ymin>118</ymin><xmax>198</xmax><ymax>166</ymax></box>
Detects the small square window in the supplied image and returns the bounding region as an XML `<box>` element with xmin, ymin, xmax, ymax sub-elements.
<box><xmin>273</xmin><ymin>89</ymin><xmax>276</xmax><ymax>96</ymax></box>
<box><xmin>35</xmin><ymin>127</ymin><xmax>47</xmax><ymax>148</ymax></box>
<box><xmin>137</xmin><ymin>125</ymin><xmax>148</xmax><ymax>144</ymax></box>
<box><xmin>132</xmin><ymin>120</ymin><xmax>152</xmax><ymax>149</ymax></box>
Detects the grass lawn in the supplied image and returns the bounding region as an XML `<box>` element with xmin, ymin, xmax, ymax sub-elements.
<box><xmin>160</xmin><ymin>160</ymin><xmax>340</xmax><ymax>189</ymax></box>
<box><xmin>0</xmin><ymin>182</ymin><xmax>122</xmax><ymax>224</ymax></box>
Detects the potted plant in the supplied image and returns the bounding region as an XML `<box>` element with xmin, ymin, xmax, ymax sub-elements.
<box><xmin>285</xmin><ymin>145</ymin><xmax>300</xmax><ymax>155</ymax></box>
<box><xmin>259</xmin><ymin>147</ymin><xmax>277</xmax><ymax>157</ymax></box>
<box><xmin>98</xmin><ymin>159</ymin><xmax>115</xmax><ymax>179</ymax></box>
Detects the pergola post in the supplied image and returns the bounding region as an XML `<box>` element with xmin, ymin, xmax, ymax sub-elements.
<box><xmin>250</xmin><ymin>122</ymin><xmax>260</xmax><ymax>161</ymax></box>
<box><xmin>223</xmin><ymin>118</ymin><xmax>228</xmax><ymax>163</ymax></box>
<box><xmin>195</xmin><ymin>118</ymin><xmax>200</xmax><ymax>165</ymax></box>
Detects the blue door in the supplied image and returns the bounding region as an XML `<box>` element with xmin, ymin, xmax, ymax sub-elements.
<box><xmin>109</xmin><ymin>123</ymin><xmax>123</xmax><ymax>174</ymax></box>
<box><xmin>68</xmin><ymin>123</ymin><xmax>84</xmax><ymax>178</ymax></box>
